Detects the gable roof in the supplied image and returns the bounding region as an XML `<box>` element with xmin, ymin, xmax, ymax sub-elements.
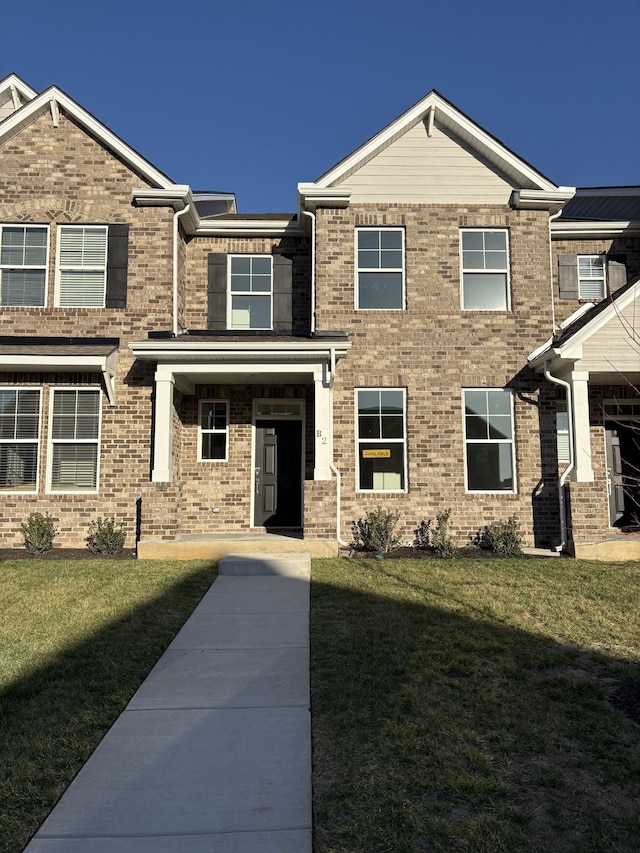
<box><xmin>528</xmin><ymin>277</ymin><xmax>640</xmax><ymax>368</ymax></box>
<box><xmin>0</xmin><ymin>74</ymin><xmax>174</xmax><ymax>189</ymax></box>
<box><xmin>314</xmin><ymin>90</ymin><xmax>564</xmax><ymax>193</ymax></box>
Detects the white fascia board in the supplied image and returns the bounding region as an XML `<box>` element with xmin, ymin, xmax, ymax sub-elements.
<box><xmin>0</xmin><ymin>74</ymin><xmax>38</xmax><ymax>104</ymax></box>
<box><xmin>195</xmin><ymin>219</ymin><xmax>304</xmax><ymax>237</ymax></box>
<box><xmin>0</xmin><ymin>87</ymin><xmax>174</xmax><ymax>188</ymax></box>
<box><xmin>297</xmin><ymin>183</ymin><xmax>352</xmax><ymax>211</ymax></box>
<box><xmin>130</xmin><ymin>340</ymin><xmax>351</xmax><ymax>361</ymax></box>
<box><xmin>315</xmin><ymin>91</ymin><xmax>559</xmax><ymax>192</ymax></box>
<box><xmin>512</xmin><ymin>187</ymin><xmax>576</xmax><ymax>213</ymax></box>
<box><xmin>551</xmin><ymin>220</ymin><xmax>640</xmax><ymax>237</ymax></box>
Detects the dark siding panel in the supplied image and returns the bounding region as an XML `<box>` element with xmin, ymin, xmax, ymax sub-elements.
<box><xmin>607</xmin><ymin>256</ymin><xmax>627</xmax><ymax>293</ymax></box>
<box><xmin>558</xmin><ymin>254</ymin><xmax>578</xmax><ymax>300</ymax></box>
<box><xmin>208</xmin><ymin>253</ymin><xmax>228</xmax><ymax>330</ymax></box>
<box><xmin>105</xmin><ymin>225</ymin><xmax>129</xmax><ymax>308</ymax></box>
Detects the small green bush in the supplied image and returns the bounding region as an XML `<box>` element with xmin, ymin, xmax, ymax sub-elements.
<box><xmin>413</xmin><ymin>519</ymin><xmax>432</xmax><ymax>549</ymax></box>
<box><xmin>20</xmin><ymin>512</ymin><xmax>58</xmax><ymax>554</ymax></box>
<box><xmin>431</xmin><ymin>508</ymin><xmax>455</xmax><ymax>558</ymax></box>
<box><xmin>352</xmin><ymin>507</ymin><xmax>400</xmax><ymax>554</ymax></box>
<box><xmin>86</xmin><ymin>516</ymin><xmax>126</xmax><ymax>555</ymax></box>
<box><xmin>486</xmin><ymin>515</ymin><xmax>523</xmax><ymax>556</ymax></box>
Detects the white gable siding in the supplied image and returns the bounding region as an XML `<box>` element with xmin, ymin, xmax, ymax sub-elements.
<box><xmin>336</xmin><ymin>121</ymin><xmax>517</xmax><ymax>204</ymax></box>
<box><xmin>579</xmin><ymin>300</ymin><xmax>640</xmax><ymax>374</ymax></box>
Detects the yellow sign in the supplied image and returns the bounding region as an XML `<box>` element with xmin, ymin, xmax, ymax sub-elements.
<box><xmin>362</xmin><ymin>449</ymin><xmax>391</xmax><ymax>458</ymax></box>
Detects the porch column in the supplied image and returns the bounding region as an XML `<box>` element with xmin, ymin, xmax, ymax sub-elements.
<box><xmin>314</xmin><ymin>367</ymin><xmax>333</xmax><ymax>480</ymax></box>
<box><xmin>152</xmin><ymin>371</ymin><xmax>175</xmax><ymax>482</ymax></box>
<box><xmin>570</xmin><ymin>370</ymin><xmax>594</xmax><ymax>482</ymax></box>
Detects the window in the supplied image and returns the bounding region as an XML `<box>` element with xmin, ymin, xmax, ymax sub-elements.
<box><xmin>463</xmin><ymin>389</ymin><xmax>515</xmax><ymax>492</ymax></box>
<box><xmin>461</xmin><ymin>229</ymin><xmax>509</xmax><ymax>310</ymax></box>
<box><xmin>357</xmin><ymin>389</ymin><xmax>406</xmax><ymax>491</ymax></box>
<box><xmin>48</xmin><ymin>389</ymin><xmax>100</xmax><ymax>492</ymax></box>
<box><xmin>228</xmin><ymin>256</ymin><xmax>272</xmax><ymax>329</ymax></box>
<box><xmin>0</xmin><ymin>388</ymin><xmax>41</xmax><ymax>492</ymax></box>
<box><xmin>556</xmin><ymin>401</ymin><xmax>570</xmax><ymax>464</ymax></box>
<box><xmin>356</xmin><ymin>228</ymin><xmax>404</xmax><ymax>309</ymax></box>
<box><xmin>56</xmin><ymin>225</ymin><xmax>108</xmax><ymax>307</ymax></box>
<box><xmin>0</xmin><ymin>225</ymin><xmax>48</xmax><ymax>306</ymax></box>
<box><xmin>199</xmin><ymin>400</ymin><xmax>228</xmax><ymax>461</ymax></box>
<box><xmin>577</xmin><ymin>255</ymin><xmax>605</xmax><ymax>299</ymax></box>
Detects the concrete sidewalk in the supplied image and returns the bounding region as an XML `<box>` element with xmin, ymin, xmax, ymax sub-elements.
<box><xmin>25</xmin><ymin>552</ymin><xmax>312</xmax><ymax>853</ymax></box>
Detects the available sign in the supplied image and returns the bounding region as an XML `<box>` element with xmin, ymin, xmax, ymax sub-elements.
<box><xmin>362</xmin><ymin>449</ymin><xmax>391</xmax><ymax>458</ymax></box>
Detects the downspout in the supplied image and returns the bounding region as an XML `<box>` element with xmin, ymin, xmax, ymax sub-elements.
<box><xmin>548</xmin><ymin>207</ymin><xmax>565</xmax><ymax>336</ymax></box>
<box><xmin>544</xmin><ymin>361</ymin><xmax>574</xmax><ymax>552</ymax></box>
<box><xmin>301</xmin><ymin>209</ymin><xmax>316</xmax><ymax>335</ymax></box>
<box><xmin>172</xmin><ymin>204</ymin><xmax>191</xmax><ymax>337</ymax></box>
<box><xmin>327</xmin><ymin>346</ymin><xmax>348</xmax><ymax>547</ymax></box>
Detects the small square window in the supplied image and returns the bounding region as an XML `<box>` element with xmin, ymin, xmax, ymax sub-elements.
<box><xmin>461</xmin><ymin>230</ymin><xmax>510</xmax><ymax>310</ymax></box>
<box><xmin>356</xmin><ymin>229</ymin><xmax>404</xmax><ymax>309</ymax></box>
<box><xmin>577</xmin><ymin>256</ymin><xmax>605</xmax><ymax>299</ymax></box>
<box><xmin>228</xmin><ymin>256</ymin><xmax>273</xmax><ymax>330</ymax></box>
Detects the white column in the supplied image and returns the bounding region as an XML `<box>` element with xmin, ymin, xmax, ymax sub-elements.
<box><xmin>314</xmin><ymin>367</ymin><xmax>333</xmax><ymax>481</ymax></box>
<box><xmin>152</xmin><ymin>371</ymin><xmax>175</xmax><ymax>482</ymax></box>
<box><xmin>570</xmin><ymin>370</ymin><xmax>594</xmax><ymax>482</ymax></box>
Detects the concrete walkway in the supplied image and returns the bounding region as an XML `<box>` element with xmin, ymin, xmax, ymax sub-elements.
<box><xmin>25</xmin><ymin>552</ymin><xmax>312</xmax><ymax>853</ymax></box>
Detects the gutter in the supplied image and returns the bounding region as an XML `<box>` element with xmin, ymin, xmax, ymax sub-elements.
<box><xmin>544</xmin><ymin>361</ymin><xmax>574</xmax><ymax>552</ymax></box>
<box><xmin>172</xmin><ymin>203</ymin><xmax>190</xmax><ymax>336</ymax></box>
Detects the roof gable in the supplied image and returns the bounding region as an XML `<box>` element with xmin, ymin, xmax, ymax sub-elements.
<box><xmin>0</xmin><ymin>76</ymin><xmax>173</xmax><ymax>189</ymax></box>
<box><xmin>315</xmin><ymin>90</ymin><xmax>561</xmax><ymax>193</ymax></box>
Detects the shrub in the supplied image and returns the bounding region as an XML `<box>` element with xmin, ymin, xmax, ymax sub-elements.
<box><xmin>86</xmin><ymin>516</ymin><xmax>126</xmax><ymax>555</ymax></box>
<box><xmin>351</xmin><ymin>507</ymin><xmax>400</xmax><ymax>554</ymax></box>
<box><xmin>431</xmin><ymin>508</ymin><xmax>455</xmax><ymax>558</ymax></box>
<box><xmin>20</xmin><ymin>512</ymin><xmax>58</xmax><ymax>554</ymax></box>
<box><xmin>413</xmin><ymin>519</ymin><xmax>432</xmax><ymax>549</ymax></box>
<box><xmin>486</xmin><ymin>515</ymin><xmax>523</xmax><ymax>556</ymax></box>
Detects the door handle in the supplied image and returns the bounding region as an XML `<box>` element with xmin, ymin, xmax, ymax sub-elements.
<box><xmin>255</xmin><ymin>467</ymin><xmax>261</xmax><ymax>495</ymax></box>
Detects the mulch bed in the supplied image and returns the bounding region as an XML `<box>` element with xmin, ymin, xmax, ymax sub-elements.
<box><xmin>348</xmin><ymin>546</ymin><xmax>536</xmax><ymax>559</ymax></box>
<box><xmin>0</xmin><ymin>548</ymin><xmax>137</xmax><ymax>560</ymax></box>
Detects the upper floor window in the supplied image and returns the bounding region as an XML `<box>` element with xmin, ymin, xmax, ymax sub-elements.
<box><xmin>0</xmin><ymin>225</ymin><xmax>48</xmax><ymax>306</ymax></box>
<box><xmin>198</xmin><ymin>400</ymin><xmax>229</xmax><ymax>461</ymax></box>
<box><xmin>48</xmin><ymin>388</ymin><xmax>101</xmax><ymax>492</ymax></box>
<box><xmin>0</xmin><ymin>388</ymin><xmax>41</xmax><ymax>492</ymax></box>
<box><xmin>356</xmin><ymin>388</ymin><xmax>407</xmax><ymax>491</ymax></box>
<box><xmin>463</xmin><ymin>388</ymin><xmax>515</xmax><ymax>492</ymax></box>
<box><xmin>356</xmin><ymin>228</ymin><xmax>404</xmax><ymax>310</ymax></box>
<box><xmin>228</xmin><ymin>256</ymin><xmax>273</xmax><ymax>330</ymax></box>
<box><xmin>56</xmin><ymin>225</ymin><xmax>108</xmax><ymax>307</ymax></box>
<box><xmin>577</xmin><ymin>255</ymin><xmax>605</xmax><ymax>299</ymax></box>
<box><xmin>460</xmin><ymin>229</ymin><xmax>510</xmax><ymax>310</ymax></box>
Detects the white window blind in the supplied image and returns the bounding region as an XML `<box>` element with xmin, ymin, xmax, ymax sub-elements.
<box><xmin>57</xmin><ymin>226</ymin><xmax>107</xmax><ymax>307</ymax></box>
<box><xmin>49</xmin><ymin>389</ymin><xmax>100</xmax><ymax>491</ymax></box>
<box><xmin>0</xmin><ymin>388</ymin><xmax>41</xmax><ymax>492</ymax></box>
<box><xmin>0</xmin><ymin>226</ymin><xmax>48</xmax><ymax>306</ymax></box>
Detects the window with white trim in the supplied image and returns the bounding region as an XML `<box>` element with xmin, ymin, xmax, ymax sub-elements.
<box><xmin>463</xmin><ymin>389</ymin><xmax>515</xmax><ymax>492</ymax></box>
<box><xmin>461</xmin><ymin>229</ymin><xmax>510</xmax><ymax>310</ymax></box>
<box><xmin>48</xmin><ymin>389</ymin><xmax>100</xmax><ymax>492</ymax></box>
<box><xmin>356</xmin><ymin>228</ymin><xmax>404</xmax><ymax>309</ymax></box>
<box><xmin>357</xmin><ymin>388</ymin><xmax>406</xmax><ymax>491</ymax></box>
<box><xmin>556</xmin><ymin>401</ymin><xmax>570</xmax><ymax>464</ymax></box>
<box><xmin>56</xmin><ymin>225</ymin><xmax>108</xmax><ymax>307</ymax></box>
<box><xmin>0</xmin><ymin>388</ymin><xmax>41</xmax><ymax>492</ymax></box>
<box><xmin>228</xmin><ymin>256</ymin><xmax>272</xmax><ymax>329</ymax></box>
<box><xmin>577</xmin><ymin>255</ymin><xmax>605</xmax><ymax>299</ymax></box>
<box><xmin>198</xmin><ymin>400</ymin><xmax>228</xmax><ymax>461</ymax></box>
<box><xmin>0</xmin><ymin>225</ymin><xmax>48</xmax><ymax>306</ymax></box>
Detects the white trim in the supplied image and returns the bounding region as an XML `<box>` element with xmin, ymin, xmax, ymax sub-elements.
<box><xmin>354</xmin><ymin>227</ymin><xmax>405</xmax><ymax>311</ymax></box>
<box><xmin>459</xmin><ymin>228</ymin><xmax>511</xmax><ymax>312</ymax></box>
<box><xmin>577</xmin><ymin>254</ymin><xmax>606</xmax><ymax>300</ymax></box>
<box><xmin>227</xmin><ymin>255</ymin><xmax>273</xmax><ymax>331</ymax></box>
<box><xmin>551</xmin><ymin>220</ymin><xmax>640</xmax><ymax>237</ymax></box>
<box><xmin>0</xmin><ymin>386</ymin><xmax>42</xmax><ymax>495</ymax></box>
<box><xmin>0</xmin><ymin>223</ymin><xmax>50</xmax><ymax>308</ymax></box>
<box><xmin>355</xmin><ymin>387</ymin><xmax>408</xmax><ymax>494</ymax></box>
<box><xmin>462</xmin><ymin>388</ymin><xmax>517</xmax><ymax>494</ymax></box>
<box><xmin>512</xmin><ymin>188</ymin><xmax>575</xmax><ymax>212</ymax></box>
<box><xmin>0</xmin><ymin>75</ymin><xmax>38</xmax><ymax>104</ymax></box>
<box><xmin>197</xmin><ymin>399</ymin><xmax>229</xmax><ymax>463</ymax></box>
<box><xmin>46</xmin><ymin>386</ymin><xmax>101</xmax><ymax>495</ymax></box>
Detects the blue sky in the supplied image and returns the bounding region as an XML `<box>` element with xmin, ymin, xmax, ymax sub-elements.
<box><xmin>3</xmin><ymin>0</ymin><xmax>638</xmax><ymax>212</ymax></box>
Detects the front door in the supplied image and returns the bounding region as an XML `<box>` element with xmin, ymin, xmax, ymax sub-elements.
<box><xmin>605</xmin><ymin>423</ymin><xmax>640</xmax><ymax>528</ymax></box>
<box><xmin>254</xmin><ymin>419</ymin><xmax>302</xmax><ymax>528</ymax></box>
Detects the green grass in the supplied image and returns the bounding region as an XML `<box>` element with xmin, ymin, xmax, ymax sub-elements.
<box><xmin>311</xmin><ymin>558</ymin><xmax>640</xmax><ymax>853</ymax></box>
<box><xmin>0</xmin><ymin>558</ymin><xmax>216</xmax><ymax>853</ymax></box>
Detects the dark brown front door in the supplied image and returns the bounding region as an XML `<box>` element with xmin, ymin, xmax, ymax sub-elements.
<box><xmin>254</xmin><ymin>419</ymin><xmax>302</xmax><ymax>527</ymax></box>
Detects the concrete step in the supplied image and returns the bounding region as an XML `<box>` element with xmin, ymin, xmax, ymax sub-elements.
<box><xmin>219</xmin><ymin>552</ymin><xmax>311</xmax><ymax>577</ymax></box>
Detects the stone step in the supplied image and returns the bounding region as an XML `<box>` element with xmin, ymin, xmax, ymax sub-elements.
<box><xmin>219</xmin><ymin>552</ymin><xmax>311</xmax><ymax>577</ymax></box>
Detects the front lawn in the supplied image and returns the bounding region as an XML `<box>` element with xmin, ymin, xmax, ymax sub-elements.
<box><xmin>0</xmin><ymin>559</ymin><xmax>216</xmax><ymax>853</ymax></box>
<box><xmin>311</xmin><ymin>557</ymin><xmax>640</xmax><ymax>852</ymax></box>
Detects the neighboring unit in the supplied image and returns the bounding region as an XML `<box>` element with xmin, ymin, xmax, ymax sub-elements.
<box><xmin>1</xmin><ymin>75</ymin><xmax>638</xmax><ymax>558</ymax></box>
